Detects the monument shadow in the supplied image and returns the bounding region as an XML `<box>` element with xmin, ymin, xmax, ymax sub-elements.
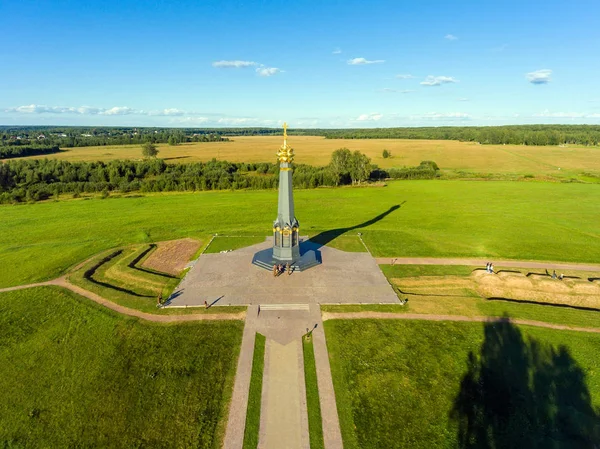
<box><xmin>451</xmin><ymin>317</ymin><xmax>600</xmax><ymax>448</ymax></box>
<box><xmin>303</xmin><ymin>203</ymin><xmax>403</xmax><ymax>254</ymax></box>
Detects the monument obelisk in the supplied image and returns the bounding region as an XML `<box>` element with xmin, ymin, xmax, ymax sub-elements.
<box><xmin>252</xmin><ymin>123</ymin><xmax>319</xmax><ymax>271</ymax></box>
<box><xmin>272</xmin><ymin>122</ymin><xmax>300</xmax><ymax>262</ymax></box>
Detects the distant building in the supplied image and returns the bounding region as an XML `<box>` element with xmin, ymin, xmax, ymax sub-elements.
<box><xmin>37</xmin><ymin>134</ymin><xmax>46</xmax><ymax>140</ymax></box>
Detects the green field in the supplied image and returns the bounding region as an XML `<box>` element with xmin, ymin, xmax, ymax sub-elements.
<box><xmin>325</xmin><ymin>319</ymin><xmax>600</xmax><ymax>449</ymax></box>
<box><xmin>0</xmin><ymin>286</ymin><xmax>243</xmax><ymax>448</ymax></box>
<box><xmin>243</xmin><ymin>333</ymin><xmax>266</xmax><ymax>449</ymax></box>
<box><xmin>303</xmin><ymin>334</ymin><xmax>325</xmax><ymax>449</ymax></box>
<box><xmin>1</xmin><ymin>180</ymin><xmax>599</xmax><ymax>288</ymax></box>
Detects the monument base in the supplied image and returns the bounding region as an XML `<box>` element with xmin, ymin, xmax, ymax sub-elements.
<box><xmin>252</xmin><ymin>239</ymin><xmax>321</xmax><ymax>272</ymax></box>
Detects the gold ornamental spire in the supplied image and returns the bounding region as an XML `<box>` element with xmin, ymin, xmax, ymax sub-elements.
<box><xmin>277</xmin><ymin>122</ymin><xmax>294</xmax><ymax>164</ymax></box>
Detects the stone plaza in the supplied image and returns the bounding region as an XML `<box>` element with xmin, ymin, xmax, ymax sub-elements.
<box><xmin>166</xmin><ymin>237</ymin><xmax>400</xmax><ymax>307</ymax></box>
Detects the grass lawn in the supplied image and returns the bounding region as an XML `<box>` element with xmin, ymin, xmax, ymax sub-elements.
<box><xmin>0</xmin><ymin>286</ymin><xmax>243</xmax><ymax>448</ymax></box>
<box><xmin>325</xmin><ymin>319</ymin><xmax>600</xmax><ymax>449</ymax></box>
<box><xmin>1</xmin><ymin>180</ymin><xmax>599</xmax><ymax>287</ymax></box>
<box><xmin>303</xmin><ymin>333</ymin><xmax>325</xmax><ymax>449</ymax></box>
<box><xmin>321</xmin><ymin>293</ymin><xmax>600</xmax><ymax>330</ymax></box>
<box><xmin>243</xmin><ymin>333</ymin><xmax>266</xmax><ymax>449</ymax></box>
<box><xmin>381</xmin><ymin>264</ymin><xmax>477</xmax><ymax>278</ymax></box>
<box><xmin>205</xmin><ymin>236</ymin><xmax>267</xmax><ymax>254</ymax></box>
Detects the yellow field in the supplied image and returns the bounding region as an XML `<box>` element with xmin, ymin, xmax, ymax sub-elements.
<box><xmin>16</xmin><ymin>136</ymin><xmax>600</xmax><ymax>175</ymax></box>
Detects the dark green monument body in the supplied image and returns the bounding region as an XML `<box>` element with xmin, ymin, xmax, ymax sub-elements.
<box><xmin>252</xmin><ymin>123</ymin><xmax>320</xmax><ymax>271</ymax></box>
<box><xmin>272</xmin><ymin>123</ymin><xmax>300</xmax><ymax>262</ymax></box>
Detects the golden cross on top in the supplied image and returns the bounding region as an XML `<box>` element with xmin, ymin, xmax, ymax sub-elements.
<box><xmin>283</xmin><ymin>122</ymin><xmax>288</xmax><ymax>138</ymax></box>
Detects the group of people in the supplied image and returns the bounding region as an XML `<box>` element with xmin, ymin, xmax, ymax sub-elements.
<box><xmin>485</xmin><ymin>262</ymin><xmax>495</xmax><ymax>273</ymax></box>
<box><xmin>273</xmin><ymin>263</ymin><xmax>292</xmax><ymax>277</ymax></box>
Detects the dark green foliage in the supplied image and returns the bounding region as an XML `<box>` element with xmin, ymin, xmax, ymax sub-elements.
<box><xmin>0</xmin><ymin>154</ymin><xmax>433</xmax><ymax>202</ymax></box>
<box><xmin>3</xmin><ymin>124</ymin><xmax>600</xmax><ymax>147</ymax></box>
<box><xmin>0</xmin><ymin>145</ymin><xmax>60</xmax><ymax>159</ymax></box>
<box><xmin>243</xmin><ymin>333</ymin><xmax>266</xmax><ymax>449</ymax></box>
<box><xmin>0</xmin><ymin>126</ymin><xmax>229</xmax><ymax>149</ymax></box>
<box><xmin>320</xmin><ymin>125</ymin><xmax>600</xmax><ymax>146</ymax></box>
<box><xmin>141</xmin><ymin>141</ymin><xmax>159</xmax><ymax>158</ymax></box>
<box><xmin>0</xmin><ymin>286</ymin><xmax>243</xmax><ymax>448</ymax></box>
<box><xmin>382</xmin><ymin>148</ymin><xmax>391</xmax><ymax>158</ymax></box>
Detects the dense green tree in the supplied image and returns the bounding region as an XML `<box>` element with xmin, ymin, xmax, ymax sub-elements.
<box><xmin>329</xmin><ymin>148</ymin><xmax>352</xmax><ymax>186</ymax></box>
<box><xmin>142</xmin><ymin>142</ymin><xmax>159</xmax><ymax>158</ymax></box>
<box><xmin>349</xmin><ymin>151</ymin><xmax>371</xmax><ymax>184</ymax></box>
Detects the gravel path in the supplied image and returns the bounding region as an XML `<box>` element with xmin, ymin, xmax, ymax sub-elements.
<box><xmin>0</xmin><ymin>277</ymin><xmax>245</xmax><ymax>322</ymax></box>
<box><xmin>321</xmin><ymin>311</ymin><xmax>600</xmax><ymax>333</ymax></box>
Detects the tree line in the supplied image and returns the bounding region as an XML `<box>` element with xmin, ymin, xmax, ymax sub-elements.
<box><xmin>0</xmin><ymin>148</ymin><xmax>438</xmax><ymax>204</ymax></box>
<box><xmin>0</xmin><ymin>127</ymin><xmax>229</xmax><ymax>151</ymax></box>
<box><xmin>3</xmin><ymin>124</ymin><xmax>599</xmax><ymax>148</ymax></box>
<box><xmin>0</xmin><ymin>145</ymin><xmax>61</xmax><ymax>159</ymax></box>
<box><xmin>320</xmin><ymin>125</ymin><xmax>600</xmax><ymax>146</ymax></box>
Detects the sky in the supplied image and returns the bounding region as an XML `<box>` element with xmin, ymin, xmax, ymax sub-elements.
<box><xmin>1</xmin><ymin>0</ymin><xmax>600</xmax><ymax>128</ymax></box>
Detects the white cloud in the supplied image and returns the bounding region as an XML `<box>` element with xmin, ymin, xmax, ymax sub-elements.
<box><xmin>396</xmin><ymin>74</ymin><xmax>414</xmax><ymax>79</ymax></box>
<box><xmin>332</xmin><ymin>48</ymin><xmax>342</xmax><ymax>54</ymax></box>
<box><xmin>381</xmin><ymin>88</ymin><xmax>397</xmax><ymax>93</ymax></box>
<box><xmin>532</xmin><ymin>110</ymin><xmax>600</xmax><ymax>118</ymax></box>
<box><xmin>411</xmin><ymin>112</ymin><xmax>470</xmax><ymax>120</ymax></box>
<box><xmin>445</xmin><ymin>34</ymin><xmax>458</xmax><ymax>40</ymax></box>
<box><xmin>76</xmin><ymin>106</ymin><xmax>103</xmax><ymax>114</ymax></box>
<box><xmin>347</xmin><ymin>57</ymin><xmax>385</xmax><ymax>65</ymax></box>
<box><xmin>102</xmin><ymin>106</ymin><xmax>135</xmax><ymax>116</ymax></box>
<box><xmin>457</xmin><ymin>98</ymin><xmax>469</xmax><ymax>101</ymax></box>
<box><xmin>212</xmin><ymin>60</ymin><xmax>257</xmax><ymax>68</ymax></box>
<box><xmin>148</xmin><ymin>108</ymin><xmax>185</xmax><ymax>116</ymax></box>
<box><xmin>526</xmin><ymin>69</ymin><xmax>552</xmax><ymax>84</ymax></box>
<box><xmin>356</xmin><ymin>113</ymin><xmax>383</xmax><ymax>121</ymax></box>
<box><xmin>6</xmin><ymin>104</ymin><xmax>78</xmax><ymax>114</ymax></box>
<box><xmin>256</xmin><ymin>67</ymin><xmax>282</xmax><ymax>77</ymax></box>
<box><xmin>420</xmin><ymin>75</ymin><xmax>459</xmax><ymax>86</ymax></box>
<box><xmin>400</xmin><ymin>90</ymin><xmax>415</xmax><ymax>94</ymax></box>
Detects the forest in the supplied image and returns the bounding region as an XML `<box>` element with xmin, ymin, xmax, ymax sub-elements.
<box><xmin>2</xmin><ymin>124</ymin><xmax>600</xmax><ymax>147</ymax></box>
<box><xmin>0</xmin><ymin>127</ymin><xmax>229</xmax><ymax>152</ymax></box>
<box><xmin>319</xmin><ymin>125</ymin><xmax>600</xmax><ymax>146</ymax></box>
<box><xmin>0</xmin><ymin>149</ymin><xmax>438</xmax><ymax>203</ymax></box>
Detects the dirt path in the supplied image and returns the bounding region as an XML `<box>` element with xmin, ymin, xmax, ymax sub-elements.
<box><xmin>322</xmin><ymin>311</ymin><xmax>600</xmax><ymax>334</ymax></box>
<box><xmin>0</xmin><ymin>278</ymin><xmax>245</xmax><ymax>322</ymax></box>
<box><xmin>376</xmin><ymin>257</ymin><xmax>600</xmax><ymax>272</ymax></box>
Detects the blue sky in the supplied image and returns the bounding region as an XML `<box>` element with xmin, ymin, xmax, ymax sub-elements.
<box><xmin>1</xmin><ymin>0</ymin><xmax>599</xmax><ymax>128</ymax></box>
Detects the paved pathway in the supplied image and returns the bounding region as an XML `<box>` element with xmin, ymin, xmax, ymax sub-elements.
<box><xmin>260</xmin><ymin>338</ymin><xmax>309</xmax><ymax>449</ymax></box>
<box><xmin>322</xmin><ymin>311</ymin><xmax>600</xmax><ymax>334</ymax></box>
<box><xmin>376</xmin><ymin>257</ymin><xmax>600</xmax><ymax>272</ymax></box>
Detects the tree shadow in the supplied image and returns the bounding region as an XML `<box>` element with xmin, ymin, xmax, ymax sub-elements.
<box><xmin>306</xmin><ymin>203</ymin><xmax>403</xmax><ymax>250</ymax></box>
<box><xmin>451</xmin><ymin>317</ymin><xmax>600</xmax><ymax>448</ymax></box>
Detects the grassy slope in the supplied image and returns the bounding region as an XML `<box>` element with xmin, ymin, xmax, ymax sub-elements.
<box><xmin>243</xmin><ymin>333</ymin><xmax>266</xmax><ymax>449</ymax></box>
<box><xmin>68</xmin><ymin>249</ymin><xmax>244</xmax><ymax>315</ymax></box>
<box><xmin>1</xmin><ymin>180</ymin><xmax>599</xmax><ymax>287</ymax></box>
<box><xmin>325</xmin><ymin>319</ymin><xmax>600</xmax><ymax>449</ymax></box>
<box><xmin>303</xmin><ymin>334</ymin><xmax>325</xmax><ymax>449</ymax></box>
<box><xmin>0</xmin><ymin>286</ymin><xmax>243</xmax><ymax>448</ymax></box>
